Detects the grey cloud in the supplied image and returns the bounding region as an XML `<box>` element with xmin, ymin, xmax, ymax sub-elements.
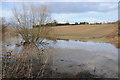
<box><xmin>46</xmin><ymin>2</ymin><xmax>118</xmax><ymax>13</ymax></box>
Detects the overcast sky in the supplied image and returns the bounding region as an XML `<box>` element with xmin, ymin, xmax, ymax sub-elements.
<box><xmin>1</xmin><ymin>1</ymin><xmax>119</xmax><ymax>23</ymax></box>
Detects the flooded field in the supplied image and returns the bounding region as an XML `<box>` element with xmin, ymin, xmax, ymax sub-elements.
<box><xmin>2</xmin><ymin>37</ymin><xmax>119</xmax><ymax>78</ymax></box>
<box><xmin>51</xmin><ymin>40</ymin><xmax>118</xmax><ymax>78</ymax></box>
<box><xmin>1</xmin><ymin>2</ymin><xmax>119</xmax><ymax>79</ymax></box>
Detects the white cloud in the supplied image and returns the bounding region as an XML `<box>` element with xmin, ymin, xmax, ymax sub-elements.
<box><xmin>52</xmin><ymin>11</ymin><xmax>117</xmax><ymax>23</ymax></box>
<box><xmin>80</xmin><ymin>18</ymin><xmax>105</xmax><ymax>23</ymax></box>
<box><xmin>99</xmin><ymin>3</ymin><xmax>118</xmax><ymax>9</ymax></box>
<box><xmin>1</xmin><ymin>2</ymin><xmax>118</xmax><ymax>23</ymax></box>
<box><xmin>48</xmin><ymin>2</ymin><xmax>117</xmax><ymax>13</ymax></box>
<box><xmin>1</xmin><ymin>10</ymin><xmax>13</xmax><ymax>18</ymax></box>
<box><xmin>1</xmin><ymin>0</ymin><xmax>119</xmax><ymax>2</ymax></box>
<box><xmin>87</xmin><ymin>11</ymin><xmax>98</xmax><ymax>14</ymax></box>
<box><xmin>52</xmin><ymin>13</ymin><xmax>104</xmax><ymax>23</ymax></box>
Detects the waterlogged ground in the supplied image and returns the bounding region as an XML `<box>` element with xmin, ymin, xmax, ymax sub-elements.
<box><xmin>50</xmin><ymin>40</ymin><xmax>118</xmax><ymax>78</ymax></box>
<box><xmin>2</xmin><ymin>37</ymin><xmax>119</xmax><ymax>78</ymax></box>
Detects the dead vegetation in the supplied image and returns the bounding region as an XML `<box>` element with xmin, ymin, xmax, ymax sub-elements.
<box><xmin>2</xmin><ymin>43</ymin><xmax>52</xmax><ymax>78</ymax></box>
<box><xmin>2</xmin><ymin>50</ymin><xmax>108</xmax><ymax>78</ymax></box>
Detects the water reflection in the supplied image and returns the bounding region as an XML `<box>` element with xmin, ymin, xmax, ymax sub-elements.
<box><xmin>51</xmin><ymin>40</ymin><xmax>118</xmax><ymax>78</ymax></box>
<box><xmin>2</xmin><ymin>38</ymin><xmax>119</xmax><ymax>78</ymax></box>
<box><xmin>52</xmin><ymin>40</ymin><xmax>118</xmax><ymax>53</ymax></box>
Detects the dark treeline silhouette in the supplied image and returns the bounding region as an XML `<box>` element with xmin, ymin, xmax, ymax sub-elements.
<box><xmin>33</xmin><ymin>21</ymin><xmax>90</xmax><ymax>28</ymax></box>
<box><xmin>33</xmin><ymin>20</ymin><xmax>117</xmax><ymax>28</ymax></box>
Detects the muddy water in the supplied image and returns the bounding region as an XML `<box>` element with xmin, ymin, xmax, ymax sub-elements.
<box><xmin>2</xmin><ymin>38</ymin><xmax>119</xmax><ymax>78</ymax></box>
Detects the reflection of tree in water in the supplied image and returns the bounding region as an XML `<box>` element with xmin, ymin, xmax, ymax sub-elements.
<box><xmin>2</xmin><ymin>42</ymin><xmax>53</xmax><ymax>78</ymax></box>
<box><xmin>2</xmin><ymin>40</ymin><xmax>118</xmax><ymax>78</ymax></box>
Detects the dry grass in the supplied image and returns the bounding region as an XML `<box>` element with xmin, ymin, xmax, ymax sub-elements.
<box><xmin>2</xmin><ymin>43</ymin><xmax>52</xmax><ymax>78</ymax></box>
<box><xmin>1</xmin><ymin>27</ymin><xmax>17</xmax><ymax>42</ymax></box>
<box><xmin>52</xmin><ymin>24</ymin><xmax>117</xmax><ymax>38</ymax></box>
<box><xmin>2</xmin><ymin>23</ymin><xmax>119</xmax><ymax>46</ymax></box>
<box><xmin>50</xmin><ymin>23</ymin><xmax>119</xmax><ymax>47</ymax></box>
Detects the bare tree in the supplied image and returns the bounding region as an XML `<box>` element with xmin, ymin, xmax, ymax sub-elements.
<box><xmin>2</xmin><ymin>4</ymin><xmax>53</xmax><ymax>78</ymax></box>
<box><xmin>12</xmin><ymin>4</ymin><xmax>52</xmax><ymax>44</ymax></box>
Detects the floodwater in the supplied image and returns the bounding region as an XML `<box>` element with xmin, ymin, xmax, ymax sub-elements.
<box><xmin>50</xmin><ymin>40</ymin><xmax>118</xmax><ymax>78</ymax></box>
<box><xmin>2</xmin><ymin>38</ymin><xmax>119</xmax><ymax>78</ymax></box>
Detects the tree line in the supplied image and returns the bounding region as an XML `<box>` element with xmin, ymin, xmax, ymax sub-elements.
<box><xmin>33</xmin><ymin>20</ymin><xmax>103</xmax><ymax>28</ymax></box>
